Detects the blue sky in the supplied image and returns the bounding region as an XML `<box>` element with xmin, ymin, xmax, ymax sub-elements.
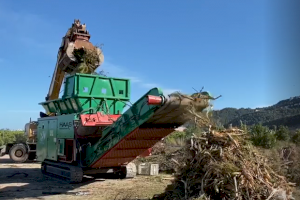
<box><xmin>0</xmin><ymin>1</ymin><xmax>298</xmax><ymax>129</ymax></box>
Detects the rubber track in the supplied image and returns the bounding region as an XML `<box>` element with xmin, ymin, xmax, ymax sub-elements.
<box><xmin>42</xmin><ymin>160</ymin><xmax>83</xmax><ymax>183</ymax></box>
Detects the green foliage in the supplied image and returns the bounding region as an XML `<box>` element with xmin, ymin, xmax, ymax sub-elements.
<box><xmin>213</xmin><ymin>119</ymin><xmax>225</xmax><ymax>131</ymax></box>
<box><xmin>239</xmin><ymin>120</ymin><xmax>248</xmax><ymax>132</ymax></box>
<box><xmin>275</xmin><ymin>125</ymin><xmax>290</xmax><ymax>141</ymax></box>
<box><xmin>73</xmin><ymin>47</ymin><xmax>101</xmax><ymax>74</ymax></box>
<box><xmin>241</xmin><ymin>123</ymin><xmax>298</xmax><ymax>149</ymax></box>
<box><xmin>184</xmin><ymin>125</ymin><xmax>204</xmax><ymax>138</ymax></box>
<box><xmin>248</xmin><ymin>124</ymin><xmax>277</xmax><ymax>148</ymax></box>
<box><xmin>291</xmin><ymin>129</ymin><xmax>300</xmax><ymax>144</ymax></box>
<box><xmin>165</xmin><ymin>131</ymin><xmax>187</xmax><ymax>146</ymax></box>
<box><xmin>14</xmin><ymin>132</ymin><xmax>27</xmax><ymax>143</ymax></box>
<box><xmin>165</xmin><ymin>137</ymin><xmax>186</xmax><ymax>146</ymax></box>
<box><xmin>0</xmin><ymin>129</ymin><xmax>26</xmax><ymax>146</ymax></box>
<box><xmin>212</xmin><ymin>108</ymin><xmax>254</xmax><ymax>126</ymax></box>
<box><xmin>165</xmin><ymin>125</ymin><xmax>204</xmax><ymax>146</ymax></box>
<box><xmin>166</xmin><ymin>131</ymin><xmax>186</xmax><ymax>139</ymax></box>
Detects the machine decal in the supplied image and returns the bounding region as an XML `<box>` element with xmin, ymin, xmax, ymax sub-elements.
<box><xmin>59</xmin><ymin>122</ymin><xmax>73</xmax><ymax>130</ymax></box>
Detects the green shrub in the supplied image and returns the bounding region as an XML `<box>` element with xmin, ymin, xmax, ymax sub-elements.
<box><xmin>165</xmin><ymin>137</ymin><xmax>186</xmax><ymax>146</ymax></box>
<box><xmin>165</xmin><ymin>125</ymin><xmax>204</xmax><ymax>146</ymax></box>
<box><xmin>275</xmin><ymin>125</ymin><xmax>290</xmax><ymax>141</ymax></box>
<box><xmin>291</xmin><ymin>129</ymin><xmax>300</xmax><ymax>144</ymax></box>
<box><xmin>239</xmin><ymin>120</ymin><xmax>248</xmax><ymax>132</ymax></box>
<box><xmin>184</xmin><ymin>124</ymin><xmax>204</xmax><ymax>138</ymax></box>
<box><xmin>0</xmin><ymin>129</ymin><xmax>25</xmax><ymax>146</ymax></box>
<box><xmin>14</xmin><ymin>133</ymin><xmax>27</xmax><ymax>143</ymax></box>
<box><xmin>213</xmin><ymin>119</ymin><xmax>225</xmax><ymax>131</ymax></box>
<box><xmin>165</xmin><ymin>131</ymin><xmax>187</xmax><ymax>146</ymax></box>
<box><xmin>249</xmin><ymin>124</ymin><xmax>277</xmax><ymax>148</ymax></box>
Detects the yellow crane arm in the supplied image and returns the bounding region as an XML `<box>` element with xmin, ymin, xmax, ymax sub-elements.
<box><xmin>45</xmin><ymin>19</ymin><xmax>104</xmax><ymax>103</ymax></box>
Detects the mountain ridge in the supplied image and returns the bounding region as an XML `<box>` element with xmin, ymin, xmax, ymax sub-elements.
<box><xmin>212</xmin><ymin>95</ymin><xmax>300</xmax><ymax>129</ymax></box>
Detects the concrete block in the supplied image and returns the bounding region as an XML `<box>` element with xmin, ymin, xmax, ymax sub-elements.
<box><xmin>138</xmin><ymin>163</ymin><xmax>149</xmax><ymax>175</ymax></box>
<box><xmin>137</xmin><ymin>163</ymin><xmax>159</xmax><ymax>176</ymax></box>
<box><xmin>150</xmin><ymin>163</ymin><xmax>159</xmax><ymax>176</ymax></box>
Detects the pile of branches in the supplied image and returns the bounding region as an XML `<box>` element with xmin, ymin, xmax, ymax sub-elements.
<box><xmin>155</xmin><ymin>128</ymin><xmax>295</xmax><ymax>200</ymax></box>
<box><xmin>73</xmin><ymin>46</ymin><xmax>101</xmax><ymax>74</ymax></box>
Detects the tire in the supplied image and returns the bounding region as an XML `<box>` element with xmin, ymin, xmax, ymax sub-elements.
<box><xmin>9</xmin><ymin>144</ymin><xmax>29</xmax><ymax>163</ymax></box>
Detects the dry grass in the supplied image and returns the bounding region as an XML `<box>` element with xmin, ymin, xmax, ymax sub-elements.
<box><xmin>259</xmin><ymin>141</ymin><xmax>300</xmax><ymax>187</ymax></box>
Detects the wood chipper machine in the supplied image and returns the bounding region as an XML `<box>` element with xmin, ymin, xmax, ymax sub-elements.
<box><xmin>31</xmin><ymin>19</ymin><xmax>217</xmax><ymax>183</ymax></box>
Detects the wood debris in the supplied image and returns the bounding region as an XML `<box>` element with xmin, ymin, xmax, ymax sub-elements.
<box><xmin>73</xmin><ymin>46</ymin><xmax>102</xmax><ymax>74</ymax></box>
<box><xmin>154</xmin><ymin>127</ymin><xmax>295</xmax><ymax>200</ymax></box>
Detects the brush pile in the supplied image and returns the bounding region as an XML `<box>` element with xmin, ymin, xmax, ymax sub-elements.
<box><xmin>73</xmin><ymin>46</ymin><xmax>102</xmax><ymax>74</ymax></box>
<box><xmin>154</xmin><ymin>127</ymin><xmax>295</xmax><ymax>200</ymax></box>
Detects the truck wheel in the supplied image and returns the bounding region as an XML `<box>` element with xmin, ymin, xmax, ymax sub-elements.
<box><xmin>9</xmin><ymin>144</ymin><xmax>29</xmax><ymax>163</ymax></box>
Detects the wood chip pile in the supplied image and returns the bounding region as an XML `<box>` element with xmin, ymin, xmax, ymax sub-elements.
<box><xmin>154</xmin><ymin>128</ymin><xmax>295</xmax><ymax>200</ymax></box>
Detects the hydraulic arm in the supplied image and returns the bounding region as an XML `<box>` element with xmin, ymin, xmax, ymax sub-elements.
<box><xmin>45</xmin><ymin>19</ymin><xmax>104</xmax><ymax>102</ymax></box>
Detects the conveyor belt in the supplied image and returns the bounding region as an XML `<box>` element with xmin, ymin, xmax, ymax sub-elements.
<box><xmin>90</xmin><ymin>93</ymin><xmax>211</xmax><ymax>168</ymax></box>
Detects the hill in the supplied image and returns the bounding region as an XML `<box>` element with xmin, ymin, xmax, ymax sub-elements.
<box><xmin>212</xmin><ymin>96</ymin><xmax>300</xmax><ymax>128</ymax></box>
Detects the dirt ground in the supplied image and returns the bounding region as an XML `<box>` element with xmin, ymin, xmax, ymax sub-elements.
<box><xmin>2</xmin><ymin>155</ymin><xmax>300</xmax><ymax>200</ymax></box>
<box><xmin>0</xmin><ymin>155</ymin><xmax>173</xmax><ymax>200</ymax></box>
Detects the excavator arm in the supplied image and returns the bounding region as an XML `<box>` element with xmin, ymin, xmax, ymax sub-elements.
<box><xmin>45</xmin><ymin>19</ymin><xmax>104</xmax><ymax>102</ymax></box>
<box><xmin>45</xmin><ymin>49</ymin><xmax>65</xmax><ymax>101</ymax></box>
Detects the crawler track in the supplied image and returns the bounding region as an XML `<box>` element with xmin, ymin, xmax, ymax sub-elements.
<box><xmin>41</xmin><ymin>160</ymin><xmax>83</xmax><ymax>183</ymax></box>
